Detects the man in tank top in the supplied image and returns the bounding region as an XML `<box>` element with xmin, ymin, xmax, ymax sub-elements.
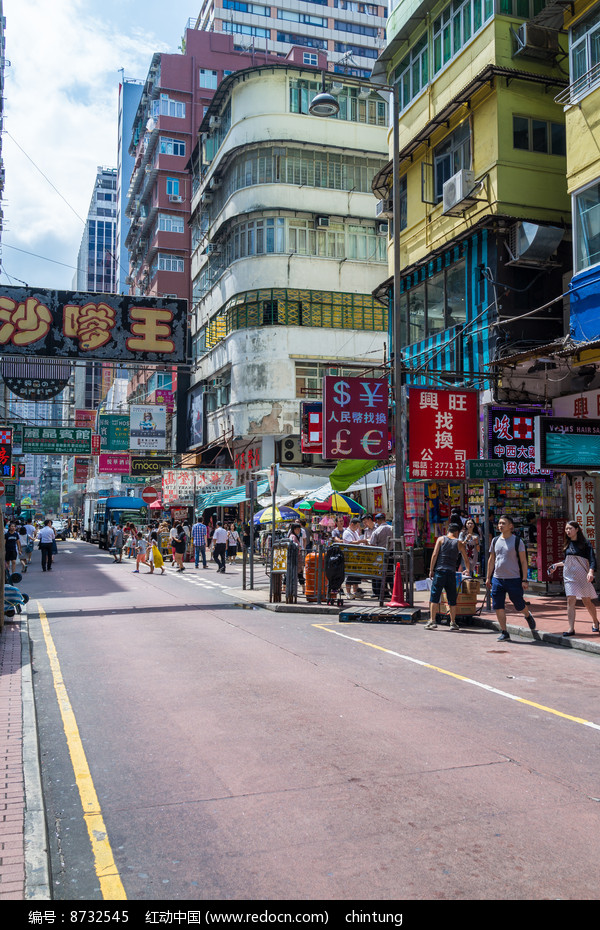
<box><xmin>426</xmin><ymin>519</ymin><xmax>469</xmax><ymax>631</ymax></box>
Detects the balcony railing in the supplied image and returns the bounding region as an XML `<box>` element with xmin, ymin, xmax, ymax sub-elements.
<box><xmin>555</xmin><ymin>61</ymin><xmax>600</xmax><ymax>106</ymax></box>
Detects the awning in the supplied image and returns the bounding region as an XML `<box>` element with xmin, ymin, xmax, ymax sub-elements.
<box><xmin>297</xmin><ymin>466</ymin><xmax>395</xmax><ymax>506</ymax></box>
<box><xmin>197</xmin><ymin>479</ymin><xmax>269</xmax><ymax>510</ymax></box>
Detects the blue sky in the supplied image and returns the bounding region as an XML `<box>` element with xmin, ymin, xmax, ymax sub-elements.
<box><xmin>2</xmin><ymin>0</ymin><xmax>195</xmax><ymax>290</ymax></box>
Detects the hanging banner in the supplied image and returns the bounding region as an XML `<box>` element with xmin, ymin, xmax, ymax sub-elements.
<box><xmin>129</xmin><ymin>405</ymin><xmax>167</xmax><ymax>451</ymax></box>
<box><xmin>74</xmin><ymin>458</ymin><xmax>89</xmax><ymax>483</ymax></box>
<box><xmin>233</xmin><ymin>440</ymin><xmax>262</xmax><ymax>485</ymax></box>
<box><xmin>573</xmin><ymin>476</ymin><xmax>596</xmax><ymax>547</ymax></box>
<box><xmin>1</xmin><ymin>358</ymin><xmax>71</xmax><ymax>400</ymax></box>
<box><xmin>186</xmin><ymin>384</ymin><xmax>204</xmax><ymax>450</ymax></box>
<box><xmin>0</xmin><ymin>286</ymin><xmax>187</xmax><ymax>362</ymax></box>
<box><xmin>489</xmin><ymin>406</ymin><xmax>552</xmax><ymax>480</ymax></box>
<box><xmin>408</xmin><ymin>389</ymin><xmax>478</xmax><ymax>479</ymax></box>
<box><xmin>322</xmin><ymin>377</ymin><xmax>388</xmax><ymax>460</ymax></box>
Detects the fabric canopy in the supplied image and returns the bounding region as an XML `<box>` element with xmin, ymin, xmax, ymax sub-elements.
<box><xmin>197</xmin><ymin>479</ymin><xmax>269</xmax><ymax>510</ymax></box>
<box><xmin>329</xmin><ymin>460</ymin><xmax>381</xmax><ymax>492</ymax></box>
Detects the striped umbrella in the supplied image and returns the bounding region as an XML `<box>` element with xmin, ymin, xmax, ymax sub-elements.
<box><xmin>311</xmin><ymin>493</ymin><xmax>365</xmax><ymax>514</ymax></box>
<box><xmin>253</xmin><ymin>505</ymin><xmax>303</xmax><ymax>525</ymax></box>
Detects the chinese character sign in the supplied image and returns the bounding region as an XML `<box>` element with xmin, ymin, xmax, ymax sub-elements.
<box><xmin>129</xmin><ymin>405</ymin><xmax>167</xmax><ymax>451</ymax></box>
<box><xmin>553</xmin><ymin>388</ymin><xmax>600</xmax><ymax>420</ymax></box>
<box><xmin>488</xmin><ymin>406</ymin><xmax>551</xmax><ymax>480</ymax></box>
<box><xmin>233</xmin><ymin>441</ymin><xmax>262</xmax><ymax>485</ymax></box>
<box><xmin>98</xmin><ymin>453</ymin><xmax>131</xmax><ymax>475</ymax></box>
<box><xmin>162</xmin><ymin>469</ymin><xmax>198</xmax><ymax>504</ymax></box>
<box><xmin>408</xmin><ymin>389</ymin><xmax>478</xmax><ymax>479</ymax></box>
<box><xmin>322</xmin><ymin>377</ymin><xmax>388</xmax><ymax>460</ymax></box>
<box><xmin>195</xmin><ymin>469</ymin><xmax>238</xmax><ymax>495</ymax></box>
<box><xmin>98</xmin><ymin>414</ymin><xmax>130</xmax><ymax>452</ymax></box>
<box><xmin>0</xmin><ymin>286</ymin><xmax>187</xmax><ymax>362</ymax></box>
<box><xmin>0</xmin><ymin>428</ymin><xmax>12</xmax><ymax>477</ymax></box>
<box><xmin>75</xmin><ymin>409</ymin><xmax>97</xmax><ymax>429</ymax></box>
<box><xmin>573</xmin><ymin>476</ymin><xmax>596</xmax><ymax>547</ymax></box>
<box><xmin>536</xmin><ymin>518</ymin><xmax>567</xmax><ymax>582</ymax></box>
<box><xmin>22</xmin><ymin>427</ymin><xmax>92</xmax><ymax>455</ymax></box>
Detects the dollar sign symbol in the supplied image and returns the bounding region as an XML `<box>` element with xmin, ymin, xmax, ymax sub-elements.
<box><xmin>333</xmin><ymin>381</ymin><xmax>351</xmax><ymax>406</ymax></box>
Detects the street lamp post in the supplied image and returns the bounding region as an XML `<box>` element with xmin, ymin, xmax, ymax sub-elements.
<box><xmin>309</xmin><ymin>76</ymin><xmax>405</xmax><ymax>545</ymax></box>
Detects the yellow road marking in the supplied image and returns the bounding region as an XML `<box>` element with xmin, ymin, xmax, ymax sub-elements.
<box><xmin>37</xmin><ymin>602</ymin><xmax>127</xmax><ymax>899</ymax></box>
<box><xmin>313</xmin><ymin>623</ymin><xmax>600</xmax><ymax>732</ymax></box>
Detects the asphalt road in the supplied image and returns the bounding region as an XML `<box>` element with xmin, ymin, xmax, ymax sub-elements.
<box><xmin>24</xmin><ymin>538</ymin><xmax>600</xmax><ymax>901</ymax></box>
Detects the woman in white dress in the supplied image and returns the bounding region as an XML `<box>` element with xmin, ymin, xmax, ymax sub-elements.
<box><xmin>550</xmin><ymin>521</ymin><xmax>598</xmax><ymax>637</ymax></box>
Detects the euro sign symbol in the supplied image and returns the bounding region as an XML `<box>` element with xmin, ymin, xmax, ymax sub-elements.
<box><xmin>333</xmin><ymin>380</ymin><xmax>351</xmax><ymax>406</ymax></box>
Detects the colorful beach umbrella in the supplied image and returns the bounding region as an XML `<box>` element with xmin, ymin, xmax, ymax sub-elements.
<box><xmin>312</xmin><ymin>493</ymin><xmax>365</xmax><ymax>515</ymax></box>
<box><xmin>253</xmin><ymin>505</ymin><xmax>302</xmax><ymax>525</ymax></box>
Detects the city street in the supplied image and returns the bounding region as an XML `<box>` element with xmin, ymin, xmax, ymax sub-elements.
<box><xmin>24</xmin><ymin>538</ymin><xmax>600</xmax><ymax>901</ymax></box>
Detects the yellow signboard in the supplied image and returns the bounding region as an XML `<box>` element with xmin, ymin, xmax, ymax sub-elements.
<box><xmin>337</xmin><ymin>544</ymin><xmax>387</xmax><ymax>578</ymax></box>
<box><xmin>272</xmin><ymin>546</ymin><xmax>288</xmax><ymax>574</ymax></box>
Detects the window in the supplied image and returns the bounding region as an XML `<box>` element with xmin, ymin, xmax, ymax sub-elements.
<box><xmin>433</xmin><ymin>0</ymin><xmax>493</xmax><ymax>74</ymax></box>
<box><xmin>395</xmin><ymin>34</ymin><xmax>428</xmax><ymax>111</ymax></box>
<box><xmin>400</xmin><ymin>259</ymin><xmax>466</xmax><ymax>346</ymax></box>
<box><xmin>295</xmin><ymin>363</ymin><xmax>364</xmax><ymax>397</ymax></box>
<box><xmin>574</xmin><ymin>182</ymin><xmax>600</xmax><ymax>271</ymax></box>
<box><xmin>571</xmin><ymin>8</ymin><xmax>600</xmax><ymax>94</ymax></box>
<box><xmin>434</xmin><ymin>121</ymin><xmax>471</xmax><ymax>202</ymax></box>
<box><xmin>399</xmin><ymin>174</ymin><xmax>408</xmax><ymax>231</ymax></box>
<box><xmin>223</xmin><ymin>0</ymin><xmax>270</xmax><ymax>13</ymax></box>
<box><xmin>499</xmin><ymin>0</ymin><xmax>549</xmax><ymax>16</ymax></box>
<box><xmin>158</xmin><ymin>214</ymin><xmax>185</xmax><ymax>233</ymax></box>
<box><xmin>159</xmin><ymin>94</ymin><xmax>186</xmax><ymax>118</ymax></box>
<box><xmin>160</xmin><ymin>137</ymin><xmax>186</xmax><ymax>156</ymax></box>
<box><xmin>166</xmin><ymin>178</ymin><xmax>180</xmax><ymax>196</ymax></box>
<box><xmin>199</xmin><ymin>69</ymin><xmax>218</xmax><ymax>89</ymax></box>
<box><xmin>513</xmin><ymin>116</ymin><xmax>566</xmax><ymax>156</ymax></box>
<box><xmin>290</xmin><ymin>79</ymin><xmax>388</xmax><ymax>125</ymax></box>
<box><xmin>334</xmin><ymin>19</ymin><xmax>379</xmax><ymax>36</ymax></box>
<box><xmin>158</xmin><ymin>254</ymin><xmax>185</xmax><ymax>272</ymax></box>
<box><xmin>223</xmin><ymin>22</ymin><xmax>269</xmax><ymax>38</ymax></box>
<box><xmin>333</xmin><ymin>41</ymin><xmax>378</xmax><ymax>59</ymax></box>
<box><xmin>303</xmin><ymin>53</ymin><xmax>318</xmax><ymax>66</ymax></box>
<box><xmin>278</xmin><ymin>32</ymin><xmax>327</xmax><ymax>48</ymax></box>
<box><xmin>278</xmin><ymin>9</ymin><xmax>326</xmax><ymax>25</ymax></box>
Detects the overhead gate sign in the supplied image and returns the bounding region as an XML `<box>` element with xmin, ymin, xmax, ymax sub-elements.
<box><xmin>0</xmin><ymin>286</ymin><xmax>187</xmax><ymax>362</ymax></box>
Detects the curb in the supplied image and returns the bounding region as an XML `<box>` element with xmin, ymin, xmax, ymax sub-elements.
<box><xmin>20</xmin><ymin>611</ymin><xmax>51</xmax><ymax>899</ymax></box>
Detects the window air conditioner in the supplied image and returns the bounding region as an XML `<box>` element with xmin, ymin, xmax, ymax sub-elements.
<box><xmin>209</xmin><ymin>174</ymin><xmax>222</xmax><ymax>190</ymax></box>
<box><xmin>169</xmin><ymin>194</ymin><xmax>183</xmax><ymax>203</ymax></box>
<box><xmin>213</xmin><ymin>377</ymin><xmax>225</xmax><ymax>387</ymax></box>
<box><xmin>202</xmin><ymin>192</ymin><xmax>213</xmax><ymax>204</ymax></box>
<box><xmin>442</xmin><ymin>169</ymin><xmax>476</xmax><ymax>215</ymax></box>
<box><xmin>315</xmin><ymin>216</ymin><xmax>330</xmax><ymax>228</ymax></box>
<box><xmin>206</xmin><ymin>244</ymin><xmax>221</xmax><ymax>254</ymax></box>
<box><xmin>377</xmin><ymin>222</ymin><xmax>389</xmax><ymax>236</ymax></box>
<box><xmin>376</xmin><ymin>197</ymin><xmax>393</xmax><ymax>218</ymax></box>
<box><xmin>513</xmin><ymin>23</ymin><xmax>561</xmax><ymax>61</ymax></box>
<box><xmin>209</xmin><ymin>115</ymin><xmax>221</xmax><ymax>130</ymax></box>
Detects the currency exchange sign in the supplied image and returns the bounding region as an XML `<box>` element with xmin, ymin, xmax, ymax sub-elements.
<box><xmin>408</xmin><ymin>388</ymin><xmax>478</xmax><ymax>479</ymax></box>
<box><xmin>322</xmin><ymin>377</ymin><xmax>388</xmax><ymax>460</ymax></box>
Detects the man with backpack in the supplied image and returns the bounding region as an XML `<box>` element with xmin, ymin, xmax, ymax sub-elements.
<box><xmin>486</xmin><ymin>514</ymin><xmax>536</xmax><ymax>642</ymax></box>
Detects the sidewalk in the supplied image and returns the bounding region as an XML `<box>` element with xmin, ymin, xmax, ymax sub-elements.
<box><xmin>1</xmin><ymin>573</ymin><xmax>599</xmax><ymax>900</ymax></box>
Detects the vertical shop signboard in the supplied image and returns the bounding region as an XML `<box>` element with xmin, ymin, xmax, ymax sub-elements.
<box><xmin>536</xmin><ymin>518</ymin><xmax>567</xmax><ymax>582</ymax></box>
<box><xmin>322</xmin><ymin>377</ymin><xmax>388</xmax><ymax>459</ymax></box>
<box><xmin>300</xmin><ymin>402</ymin><xmax>324</xmax><ymax>453</ymax></box>
<box><xmin>0</xmin><ymin>428</ymin><xmax>13</xmax><ymax>478</ymax></box>
<box><xmin>573</xmin><ymin>476</ymin><xmax>596</xmax><ymax>548</ymax></box>
<box><xmin>408</xmin><ymin>389</ymin><xmax>478</xmax><ymax>479</ymax></box>
<box><xmin>488</xmin><ymin>406</ymin><xmax>552</xmax><ymax>480</ymax></box>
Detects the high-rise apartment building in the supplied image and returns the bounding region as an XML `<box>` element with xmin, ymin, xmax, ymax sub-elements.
<box><xmin>116</xmin><ymin>78</ymin><xmax>144</xmax><ymax>294</ymax></box>
<box><xmin>73</xmin><ymin>166</ymin><xmax>118</xmax><ymax>293</ymax></box>
<box><xmin>193</xmin><ymin>0</ymin><xmax>387</xmax><ymax>79</ymax></box>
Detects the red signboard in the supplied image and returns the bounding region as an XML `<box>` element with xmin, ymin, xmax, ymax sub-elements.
<box><xmin>489</xmin><ymin>406</ymin><xmax>551</xmax><ymax>480</ymax></box>
<box><xmin>75</xmin><ymin>409</ymin><xmax>97</xmax><ymax>429</ymax></box>
<box><xmin>322</xmin><ymin>377</ymin><xmax>388</xmax><ymax>459</ymax></box>
<box><xmin>408</xmin><ymin>388</ymin><xmax>478</xmax><ymax>479</ymax></box>
<box><xmin>98</xmin><ymin>453</ymin><xmax>130</xmax><ymax>475</ymax></box>
<box><xmin>536</xmin><ymin>518</ymin><xmax>567</xmax><ymax>582</ymax></box>
<box><xmin>573</xmin><ymin>476</ymin><xmax>596</xmax><ymax>547</ymax></box>
<box><xmin>301</xmin><ymin>402</ymin><xmax>323</xmax><ymax>453</ymax></box>
<box><xmin>91</xmin><ymin>434</ymin><xmax>101</xmax><ymax>455</ymax></box>
<box><xmin>0</xmin><ymin>428</ymin><xmax>13</xmax><ymax>478</ymax></box>
<box><xmin>141</xmin><ymin>486</ymin><xmax>159</xmax><ymax>504</ymax></box>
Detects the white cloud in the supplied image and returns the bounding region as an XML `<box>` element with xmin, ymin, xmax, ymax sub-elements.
<box><xmin>1</xmin><ymin>0</ymin><xmax>172</xmax><ymax>287</ymax></box>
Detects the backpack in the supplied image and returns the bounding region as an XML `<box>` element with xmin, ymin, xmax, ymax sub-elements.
<box><xmin>492</xmin><ymin>534</ymin><xmax>527</xmax><ymax>581</ymax></box>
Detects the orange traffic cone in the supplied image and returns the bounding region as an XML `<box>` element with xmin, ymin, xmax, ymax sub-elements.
<box><xmin>386</xmin><ymin>562</ymin><xmax>409</xmax><ymax>608</ymax></box>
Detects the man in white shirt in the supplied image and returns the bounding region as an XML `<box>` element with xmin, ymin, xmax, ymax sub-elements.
<box><xmin>211</xmin><ymin>522</ymin><xmax>228</xmax><ymax>573</ymax></box>
<box><xmin>342</xmin><ymin>517</ymin><xmax>365</xmax><ymax>599</ymax></box>
<box><xmin>37</xmin><ymin>519</ymin><xmax>56</xmax><ymax>573</ymax></box>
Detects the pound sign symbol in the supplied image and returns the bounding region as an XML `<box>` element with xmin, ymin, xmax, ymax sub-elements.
<box><xmin>333</xmin><ymin>380</ymin><xmax>351</xmax><ymax>406</ymax></box>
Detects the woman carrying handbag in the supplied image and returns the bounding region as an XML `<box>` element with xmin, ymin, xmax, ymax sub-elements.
<box><xmin>550</xmin><ymin>520</ymin><xmax>598</xmax><ymax>637</ymax></box>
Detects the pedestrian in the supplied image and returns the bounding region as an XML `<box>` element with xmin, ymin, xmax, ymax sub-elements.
<box><xmin>227</xmin><ymin>523</ymin><xmax>240</xmax><ymax>563</ymax></box>
<box><xmin>287</xmin><ymin>522</ymin><xmax>306</xmax><ymax>589</ymax></box>
<box><xmin>23</xmin><ymin>518</ymin><xmax>36</xmax><ymax>568</ymax></box>
<box><xmin>550</xmin><ymin>520</ymin><xmax>598</xmax><ymax>637</ymax></box>
<box><xmin>125</xmin><ymin>528</ymin><xmax>136</xmax><ymax>559</ymax></box>
<box><xmin>331</xmin><ymin>516</ymin><xmax>345</xmax><ymax>540</ymax></box>
<box><xmin>192</xmin><ymin>516</ymin><xmax>208</xmax><ymax>569</ymax></box>
<box><xmin>211</xmin><ymin>522</ymin><xmax>228</xmax><ymax>573</ymax></box>
<box><xmin>133</xmin><ymin>532</ymin><xmax>148</xmax><ymax>573</ymax></box>
<box><xmin>111</xmin><ymin>525</ymin><xmax>124</xmax><ymax>563</ymax></box>
<box><xmin>173</xmin><ymin>524</ymin><xmax>187</xmax><ymax>572</ymax></box>
<box><xmin>369</xmin><ymin>512</ymin><xmax>394</xmax><ymax>598</ymax></box>
<box><xmin>342</xmin><ymin>517</ymin><xmax>365</xmax><ymax>599</ymax></box>
<box><xmin>486</xmin><ymin>514</ymin><xmax>536</xmax><ymax>642</ymax></box>
<box><xmin>425</xmin><ymin>518</ymin><xmax>469</xmax><ymax>631</ymax></box>
<box><xmin>169</xmin><ymin>522</ymin><xmax>178</xmax><ymax>563</ymax></box>
<box><xmin>4</xmin><ymin>522</ymin><xmax>22</xmax><ymax>575</ymax></box>
<box><xmin>37</xmin><ymin>519</ymin><xmax>56</xmax><ymax>573</ymax></box>
<box><xmin>147</xmin><ymin>528</ymin><xmax>165</xmax><ymax>575</ymax></box>
<box><xmin>17</xmin><ymin>523</ymin><xmax>29</xmax><ymax>572</ymax></box>
<box><xmin>459</xmin><ymin>518</ymin><xmax>480</xmax><ymax>576</ymax></box>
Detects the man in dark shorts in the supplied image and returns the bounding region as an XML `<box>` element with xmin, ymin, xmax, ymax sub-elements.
<box><xmin>486</xmin><ymin>515</ymin><xmax>536</xmax><ymax>642</ymax></box>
